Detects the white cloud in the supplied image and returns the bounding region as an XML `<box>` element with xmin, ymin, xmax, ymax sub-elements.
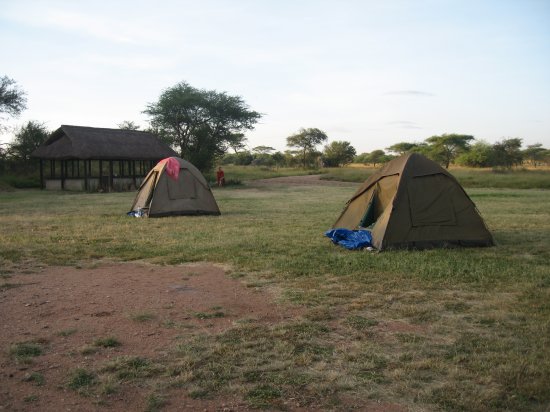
<box><xmin>387</xmin><ymin>121</ymin><xmax>423</xmax><ymax>129</ymax></box>
<box><xmin>384</xmin><ymin>90</ymin><xmax>435</xmax><ymax>97</ymax></box>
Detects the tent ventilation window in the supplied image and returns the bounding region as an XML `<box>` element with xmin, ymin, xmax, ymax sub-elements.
<box><xmin>359</xmin><ymin>190</ymin><xmax>378</xmax><ymax>229</ymax></box>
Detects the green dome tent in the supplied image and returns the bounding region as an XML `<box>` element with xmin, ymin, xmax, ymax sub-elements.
<box><xmin>332</xmin><ymin>153</ymin><xmax>494</xmax><ymax>250</ymax></box>
<box><xmin>129</xmin><ymin>157</ymin><xmax>220</xmax><ymax>217</ymax></box>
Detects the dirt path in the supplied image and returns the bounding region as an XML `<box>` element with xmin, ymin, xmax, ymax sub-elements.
<box><xmin>0</xmin><ymin>262</ymin><xmax>299</xmax><ymax>411</ymax></box>
<box><xmin>249</xmin><ymin>174</ymin><xmax>357</xmax><ymax>187</ymax></box>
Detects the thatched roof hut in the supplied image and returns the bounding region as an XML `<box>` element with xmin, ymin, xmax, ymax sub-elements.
<box><xmin>32</xmin><ymin>125</ymin><xmax>176</xmax><ymax>160</ymax></box>
<box><xmin>31</xmin><ymin>125</ymin><xmax>177</xmax><ymax>191</ymax></box>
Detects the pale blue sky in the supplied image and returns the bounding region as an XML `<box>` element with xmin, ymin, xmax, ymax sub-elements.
<box><xmin>1</xmin><ymin>0</ymin><xmax>549</xmax><ymax>153</ymax></box>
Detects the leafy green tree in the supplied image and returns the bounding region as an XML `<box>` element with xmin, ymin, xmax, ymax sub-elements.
<box><xmin>523</xmin><ymin>143</ymin><xmax>547</xmax><ymax>167</ymax></box>
<box><xmin>222</xmin><ymin>150</ymin><xmax>254</xmax><ymax>165</ymax></box>
<box><xmin>0</xmin><ymin>143</ymin><xmax>8</xmax><ymax>172</ymax></box>
<box><xmin>251</xmin><ymin>146</ymin><xmax>276</xmax><ymax>167</ymax></box>
<box><xmin>226</xmin><ymin>132</ymin><xmax>247</xmax><ymax>153</ymax></box>
<box><xmin>271</xmin><ymin>151</ymin><xmax>286</xmax><ymax>168</ymax></box>
<box><xmin>354</xmin><ymin>152</ymin><xmax>369</xmax><ymax>163</ymax></box>
<box><xmin>237</xmin><ymin>151</ymin><xmax>254</xmax><ymax>165</ymax></box>
<box><xmin>284</xmin><ymin>150</ymin><xmax>301</xmax><ymax>167</ymax></box>
<box><xmin>251</xmin><ymin>154</ymin><xmax>275</xmax><ymax>167</ymax></box>
<box><xmin>540</xmin><ymin>149</ymin><xmax>550</xmax><ymax>166</ymax></box>
<box><xmin>0</xmin><ymin>76</ymin><xmax>27</xmax><ymax>128</ymax></box>
<box><xmin>386</xmin><ymin>142</ymin><xmax>419</xmax><ymax>155</ymax></box>
<box><xmin>252</xmin><ymin>145</ymin><xmax>276</xmax><ymax>155</ymax></box>
<box><xmin>456</xmin><ymin>140</ymin><xmax>493</xmax><ymax>167</ymax></box>
<box><xmin>117</xmin><ymin>120</ymin><xmax>140</xmax><ymax>130</ymax></box>
<box><xmin>491</xmin><ymin>138</ymin><xmax>523</xmax><ymax>169</ymax></box>
<box><xmin>322</xmin><ymin>141</ymin><xmax>356</xmax><ymax>167</ymax></box>
<box><xmin>309</xmin><ymin>149</ymin><xmax>324</xmax><ymax>168</ymax></box>
<box><xmin>286</xmin><ymin>127</ymin><xmax>328</xmax><ymax>168</ymax></box>
<box><xmin>363</xmin><ymin>149</ymin><xmax>389</xmax><ymax>167</ymax></box>
<box><xmin>425</xmin><ymin>133</ymin><xmax>474</xmax><ymax>168</ymax></box>
<box><xmin>144</xmin><ymin>81</ymin><xmax>261</xmax><ymax>171</ymax></box>
<box><xmin>9</xmin><ymin>121</ymin><xmax>49</xmax><ymax>162</ymax></box>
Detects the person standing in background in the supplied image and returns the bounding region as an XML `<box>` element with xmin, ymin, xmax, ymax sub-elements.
<box><xmin>216</xmin><ymin>166</ymin><xmax>225</xmax><ymax>187</ymax></box>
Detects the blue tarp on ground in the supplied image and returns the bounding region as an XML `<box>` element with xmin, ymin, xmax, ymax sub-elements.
<box><xmin>325</xmin><ymin>228</ymin><xmax>373</xmax><ymax>250</ymax></box>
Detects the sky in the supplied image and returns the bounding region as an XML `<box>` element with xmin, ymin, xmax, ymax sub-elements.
<box><xmin>1</xmin><ymin>0</ymin><xmax>549</xmax><ymax>153</ymax></box>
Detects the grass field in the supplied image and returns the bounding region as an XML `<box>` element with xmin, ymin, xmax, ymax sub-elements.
<box><xmin>204</xmin><ymin>165</ymin><xmax>325</xmax><ymax>184</ymax></box>
<box><xmin>322</xmin><ymin>165</ymin><xmax>550</xmax><ymax>189</ymax></box>
<box><xmin>1</xmin><ymin>181</ymin><xmax>549</xmax><ymax>410</ymax></box>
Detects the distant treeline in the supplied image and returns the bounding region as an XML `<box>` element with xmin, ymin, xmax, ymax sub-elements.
<box><xmin>355</xmin><ymin>135</ymin><xmax>549</xmax><ymax>169</ymax></box>
<box><xmin>222</xmin><ymin>134</ymin><xmax>549</xmax><ymax>170</ymax></box>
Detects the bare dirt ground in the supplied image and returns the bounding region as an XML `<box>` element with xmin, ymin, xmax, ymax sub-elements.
<box><xmin>0</xmin><ymin>262</ymin><xmax>301</xmax><ymax>411</ymax></box>
<box><xmin>1</xmin><ymin>261</ymin><xmax>410</xmax><ymax>412</ymax></box>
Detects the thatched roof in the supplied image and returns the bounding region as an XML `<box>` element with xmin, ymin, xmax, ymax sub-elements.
<box><xmin>31</xmin><ymin>125</ymin><xmax>177</xmax><ymax>160</ymax></box>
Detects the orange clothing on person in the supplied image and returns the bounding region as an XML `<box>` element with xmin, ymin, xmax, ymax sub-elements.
<box><xmin>216</xmin><ymin>168</ymin><xmax>225</xmax><ymax>186</ymax></box>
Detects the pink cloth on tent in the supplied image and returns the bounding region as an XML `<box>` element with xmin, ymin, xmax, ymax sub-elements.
<box><xmin>159</xmin><ymin>157</ymin><xmax>180</xmax><ymax>181</ymax></box>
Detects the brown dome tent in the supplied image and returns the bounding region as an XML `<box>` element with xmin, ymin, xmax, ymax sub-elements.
<box><xmin>129</xmin><ymin>157</ymin><xmax>220</xmax><ymax>217</ymax></box>
<box><xmin>332</xmin><ymin>153</ymin><xmax>494</xmax><ymax>250</ymax></box>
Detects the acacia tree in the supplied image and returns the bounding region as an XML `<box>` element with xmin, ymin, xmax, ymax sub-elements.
<box><xmin>286</xmin><ymin>127</ymin><xmax>328</xmax><ymax>168</ymax></box>
<box><xmin>364</xmin><ymin>149</ymin><xmax>389</xmax><ymax>167</ymax></box>
<box><xmin>252</xmin><ymin>145</ymin><xmax>276</xmax><ymax>155</ymax></box>
<box><xmin>227</xmin><ymin>133</ymin><xmax>247</xmax><ymax>153</ymax></box>
<box><xmin>523</xmin><ymin>143</ymin><xmax>547</xmax><ymax>167</ymax></box>
<box><xmin>249</xmin><ymin>146</ymin><xmax>275</xmax><ymax>167</ymax></box>
<box><xmin>386</xmin><ymin>142</ymin><xmax>420</xmax><ymax>156</ymax></box>
<box><xmin>118</xmin><ymin>120</ymin><xmax>140</xmax><ymax>130</ymax></box>
<box><xmin>425</xmin><ymin>133</ymin><xmax>474</xmax><ymax>168</ymax></box>
<box><xmin>323</xmin><ymin>141</ymin><xmax>356</xmax><ymax>167</ymax></box>
<box><xmin>0</xmin><ymin>76</ymin><xmax>27</xmax><ymax>129</ymax></box>
<box><xmin>144</xmin><ymin>81</ymin><xmax>261</xmax><ymax>171</ymax></box>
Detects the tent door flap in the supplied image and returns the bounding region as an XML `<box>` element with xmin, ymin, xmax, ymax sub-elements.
<box><xmin>359</xmin><ymin>190</ymin><xmax>377</xmax><ymax>228</ymax></box>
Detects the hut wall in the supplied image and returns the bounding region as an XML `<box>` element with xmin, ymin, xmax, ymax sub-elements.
<box><xmin>43</xmin><ymin>177</ymin><xmax>141</xmax><ymax>192</ymax></box>
<box><xmin>45</xmin><ymin>180</ymin><xmax>62</xmax><ymax>190</ymax></box>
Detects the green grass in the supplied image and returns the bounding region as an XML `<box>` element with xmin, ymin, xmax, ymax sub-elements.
<box><xmin>0</xmin><ymin>184</ymin><xmax>549</xmax><ymax>410</ymax></box>
<box><xmin>320</xmin><ymin>166</ymin><xmax>377</xmax><ymax>183</ymax></box>
<box><xmin>23</xmin><ymin>395</ymin><xmax>39</xmax><ymax>403</ymax></box>
<box><xmin>205</xmin><ymin>165</ymin><xmax>325</xmax><ymax>183</ymax></box>
<box><xmin>9</xmin><ymin>341</ymin><xmax>45</xmax><ymax>362</ymax></box>
<box><xmin>194</xmin><ymin>310</ymin><xmax>225</xmax><ymax>319</ymax></box>
<box><xmin>146</xmin><ymin>393</ymin><xmax>168</xmax><ymax>412</ymax></box>
<box><xmin>0</xmin><ymin>282</ymin><xmax>22</xmax><ymax>291</ymax></box>
<box><xmin>0</xmin><ymin>173</ymin><xmax>40</xmax><ymax>189</ymax></box>
<box><xmin>67</xmin><ymin>368</ymin><xmax>97</xmax><ymax>391</ymax></box>
<box><xmin>101</xmin><ymin>356</ymin><xmax>165</xmax><ymax>381</ymax></box>
<box><xmin>321</xmin><ymin>165</ymin><xmax>550</xmax><ymax>189</ymax></box>
<box><xmin>93</xmin><ymin>337</ymin><xmax>122</xmax><ymax>348</ymax></box>
<box><xmin>22</xmin><ymin>372</ymin><xmax>45</xmax><ymax>386</ymax></box>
